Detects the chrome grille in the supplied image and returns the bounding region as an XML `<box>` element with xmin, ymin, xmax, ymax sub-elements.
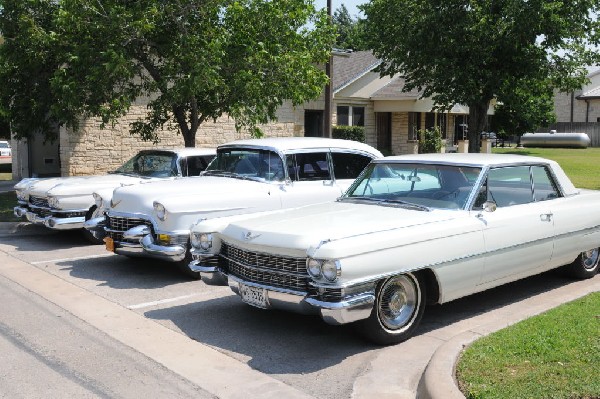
<box><xmin>29</xmin><ymin>196</ymin><xmax>49</xmax><ymax>208</ymax></box>
<box><xmin>106</xmin><ymin>215</ymin><xmax>152</xmax><ymax>243</ymax></box>
<box><xmin>221</xmin><ymin>242</ymin><xmax>309</xmax><ymax>292</ymax></box>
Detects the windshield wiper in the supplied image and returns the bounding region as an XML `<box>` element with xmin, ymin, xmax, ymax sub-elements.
<box><xmin>381</xmin><ymin>199</ymin><xmax>431</xmax><ymax>212</ymax></box>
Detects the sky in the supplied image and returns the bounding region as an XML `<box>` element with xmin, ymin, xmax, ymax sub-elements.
<box><xmin>314</xmin><ymin>0</ymin><xmax>366</xmax><ymax>18</ymax></box>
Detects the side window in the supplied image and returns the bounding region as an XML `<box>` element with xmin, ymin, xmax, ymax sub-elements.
<box><xmin>532</xmin><ymin>165</ymin><xmax>561</xmax><ymax>201</ymax></box>
<box><xmin>181</xmin><ymin>156</ymin><xmax>211</xmax><ymax>176</ymax></box>
<box><xmin>331</xmin><ymin>152</ymin><xmax>372</xmax><ymax>180</ymax></box>
<box><xmin>487</xmin><ymin>166</ymin><xmax>533</xmax><ymax>207</ymax></box>
<box><xmin>295</xmin><ymin>152</ymin><xmax>331</xmax><ymax>181</ymax></box>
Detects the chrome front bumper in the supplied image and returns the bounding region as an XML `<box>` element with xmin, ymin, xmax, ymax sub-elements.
<box><xmin>14</xmin><ymin>206</ymin><xmax>28</xmax><ymax>218</ymax></box>
<box><xmin>44</xmin><ymin>216</ymin><xmax>85</xmax><ymax>230</ymax></box>
<box><xmin>189</xmin><ymin>255</ymin><xmax>228</xmax><ymax>285</ymax></box>
<box><xmin>15</xmin><ymin>206</ymin><xmax>85</xmax><ymax>230</ymax></box>
<box><xmin>227</xmin><ymin>275</ymin><xmax>375</xmax><ymax>325</ymax></box>
<box><xmin>110</xmin><ymin>225</ymin><xmax>187</xmax><ymax>262</ymax></box>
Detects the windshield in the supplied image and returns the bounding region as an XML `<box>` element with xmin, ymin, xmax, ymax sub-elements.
<box><xmin>343</xmin><ymin>162</ymin><xmax>482</xmax><ymax>209</ymax></box>
<box><xmin>204</xmin><ymin>148</ymin><xmax>285</xmax><ymax>182</ymax></box>
<box><xmin>113</xmin><ymin>151</ymin><xmax>178</xmax><ymax>177</ymax></box>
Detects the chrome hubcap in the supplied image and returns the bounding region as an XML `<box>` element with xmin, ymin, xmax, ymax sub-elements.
<box><xmin>378</xmin><ymin>274</ymin><xmax>419</xmax><ymax>331</ymax></box>
<box><xmin>582</xmin><ymin>248</ymin><xmax>600</xmax><ymax>270</ymax></box>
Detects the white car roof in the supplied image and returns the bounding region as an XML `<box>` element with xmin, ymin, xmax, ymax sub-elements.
<box><xmin>217</xmin><ymin>137</ymin><xmax>382</xmax><ymax>155</ymax></box>
<box><xmin>373</xmin><ymin>152</ymin><xmax>579</xmax><ymax>196</ymax></box>
<box><xmin>375</xmin><ymin>152</ymin><xmax>553</xmax><ymax>167</ymax></box>
<box><xmin>145</xmin><ymin>148</ymin><xmax>216</xmax><ymax>156</ymax></box>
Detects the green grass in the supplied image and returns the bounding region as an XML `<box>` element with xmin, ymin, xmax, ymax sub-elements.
<box><xmin>493</xmin><ymin>147</ymin><xmax>600</xmax><ymax>190</ymax></box>
<box><xmin>0</xmin><ymin>191</ymin><xmax>20</xmax><ymax>222</ymax></box>
<box><xmin>457</xmin><ymin>293</ymin><xmax>600</xmax><ymax>399</ymax></box>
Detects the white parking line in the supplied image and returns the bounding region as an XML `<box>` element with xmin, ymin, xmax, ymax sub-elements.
<box><xmin>127</xmin><ymin>294</ymin><xmax>200</xmax><ymax>310</ymax></box>
<box><xmin>31</xmin><ymin>253</ymin><xmax>114</xmax><ymax>265</ymax></box>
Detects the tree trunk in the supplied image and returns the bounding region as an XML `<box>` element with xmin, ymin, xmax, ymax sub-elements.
<box><xmin>467</xmin><ymin>101</ymin><xmax>490</xmax><ymax>153</ymax></box>
<box><xmin>173</xmin><ymin>105</ymin><xmax>196</xmax><ymax>148</ymax></box>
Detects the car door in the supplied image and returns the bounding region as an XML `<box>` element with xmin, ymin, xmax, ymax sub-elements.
<box><xmin>279</xmin><ymin>151</ymin><xmax>343</xmax><ymax>208</ymax></box>
<box><xmin>475</xmin><ymin>165</ymin><xmax>556</xmax><ymax>285</ymax></box>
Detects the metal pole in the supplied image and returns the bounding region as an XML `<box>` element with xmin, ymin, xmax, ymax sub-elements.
<box><xmin>323</xmin><ymin>0</ymin><xmax>333</xmax><ymax>138</ymax></box>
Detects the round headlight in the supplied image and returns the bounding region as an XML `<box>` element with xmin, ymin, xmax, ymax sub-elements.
<box><xmin>321</xmin><ymin>260</ymin><xmax>340</xmax><ymax>282</ymax></box>
<box><xmin>93</xmin><ymin>193</ymin><xmax>103</xmax><ymax>208</ymax></box>
<box><xmin>191</xmin><ymin>232</ymin><xmax>213</xmax><ymax>251</ymax></box>
<box><xmin>306</xmin><ymin>258</ymin><xmax>322</xmax><ymax>278</ymax></box>
<box><xmin>48</xmin><ymin>196</ymin><xmax>59</xmax><ymax>209</ymax></box>
<box><xmin>154</xmin><ymin>202</ymin><xmax>167</xmax><ymax>221</ymax></box>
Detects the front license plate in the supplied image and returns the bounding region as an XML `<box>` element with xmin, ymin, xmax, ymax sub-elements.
<box><xmin>104</xmin><ymin>237</ymin><xmax>115</xmax><ymax>253</ymax></box>
<box><xmin>239</xmin><ymin>283</ymin><xmax>269</xmax><ymax>309</ymax></box>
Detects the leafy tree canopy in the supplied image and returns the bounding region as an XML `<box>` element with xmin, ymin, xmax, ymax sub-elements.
<box><xmin>0</xmin><ymin>0</ymin><xmax>335</xmax><ymax>146</ymax></box>
<box><xmin>361</xmin><ymin>0</ymin><xmax>600</xmax><ymax>152</ymax></box>
<box><xmin>332</xmin><ymin>4</ymin><xmax>368</xmax><ymax>51</ymax></box>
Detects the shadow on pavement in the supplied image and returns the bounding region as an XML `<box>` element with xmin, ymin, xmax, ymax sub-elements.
<box><xmin>143</xmin><ymin>270</ymin><xmax>574</xmax><ymax>375</ymax></box>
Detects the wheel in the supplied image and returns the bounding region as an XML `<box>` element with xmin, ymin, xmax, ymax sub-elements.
<box><xmin>83</xmin><ymin>206</ymin><xmax>105</xmax><ymax>245</ymax></box>
<box><xmin>566</xmin><ymin>248</ymin><xmax>600</xmax><ymax>279</ymax></box>
<box><xmin>356</xmin><ymin>273</ymin><xmax>426</xmax><ymax>345</ymax></box>
<box><xmin>176</xmin><ymin>247</ymin><xmax>201</xmax><ymax>280</ymax></box>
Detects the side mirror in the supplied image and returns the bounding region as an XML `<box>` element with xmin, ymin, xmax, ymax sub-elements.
<box><xmin>483</xmin><ymin>201</ymin><xmax>497</xmax><ymax>212</ymax></box>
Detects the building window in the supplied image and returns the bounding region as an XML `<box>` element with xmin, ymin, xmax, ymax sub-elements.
<box><xmin>336</xmin><ymin>105</ymin><xmax>364</xmax><ymax>126</ymax></box>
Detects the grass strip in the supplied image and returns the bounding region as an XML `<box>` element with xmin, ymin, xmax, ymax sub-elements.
<box><xmin>457</xmin><ymin>293</ymin><xmax>600</xmax><ymax>399</ymax></box>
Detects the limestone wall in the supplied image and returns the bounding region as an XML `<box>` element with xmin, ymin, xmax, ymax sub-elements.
<box><xmin>59</xmin><ymin>103</ymin><xmax>300</xmax><ymax>176</ymax></box>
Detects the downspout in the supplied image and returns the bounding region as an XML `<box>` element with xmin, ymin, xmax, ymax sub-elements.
<box><xmin>585</xmin><ymin>99</ymin><xmax>590</xmax><ymax>123</ymax></box>
<box><xmin>570</xmin><ymin>92</ymin><xmax>574</xmax><ymax>123</ymax></box>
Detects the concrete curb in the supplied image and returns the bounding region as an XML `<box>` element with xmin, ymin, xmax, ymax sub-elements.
<box><xmin>0</xmin><ymin>250</ymin><xmax>316</xmax><ymax>399</ymax></box>
<box><xmin>417</xmin><ymin>275</ymin><xmax>600</xmax><ymax>399</ymax></box>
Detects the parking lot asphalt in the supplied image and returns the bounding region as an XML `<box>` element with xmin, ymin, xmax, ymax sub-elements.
<box><xmin>1</xmin><ymin>221</ymin><xmax>599</xmax><ymax>399</ymax></box>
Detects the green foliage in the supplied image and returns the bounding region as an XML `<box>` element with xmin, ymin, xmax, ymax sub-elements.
<box><xmin>0</xmin><ymin>0</ymin><xmax>63</xmax><ymax>142</ymax></box>
<box><xmin>0</xmin><ymin>0</ymin><xmax>336</xmax><ymax>146</ymax></box>
<box><xmin>332</xmin><ymin>5</ymin><xmax>368</xmax><ymax>51</ymax></box>
<box><xmin>332</xmin><ymin>125</ymin><xmax>365</xmax><ymax>142</ymax></box>
<box><xmin>457</xmin><ymin>293</ymin><xmax>600</xmax><ymax>399</ymax></box>
<box><xmin>361</xmin><ymin>0</ymin><xmax>600</xmax><ymax>153</ymax></box>
<box><xmin>418</xmin><ymin>127</ymin><xmax>442</xmax><ymax>154</ymax></box>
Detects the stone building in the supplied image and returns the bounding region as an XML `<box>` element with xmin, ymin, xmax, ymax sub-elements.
<box><xmin>11</xmin><ymin>50</ymin><xmax>493</xmax><ymax>179</ymax></box>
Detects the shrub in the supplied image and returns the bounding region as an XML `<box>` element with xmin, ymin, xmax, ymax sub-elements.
<box><xmin>332</xmin><ymin>125</ymin><xmax>365</xmax><ymax>142</ymax></box>
<box><xmin>418</xmin><ymin>127</ymin><xmax>443</xmax><ymax>153</ymax></box>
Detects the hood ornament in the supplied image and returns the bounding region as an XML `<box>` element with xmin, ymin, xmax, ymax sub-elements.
<box><xmin>243</xmin><ymin>231</ymin><xmax>261</xmax><ymax>241</ymax></box>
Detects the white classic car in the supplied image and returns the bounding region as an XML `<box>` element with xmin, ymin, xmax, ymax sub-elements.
<box><xmin>188</xmin><ymin>153</ymin><xmax>600</xmax><ymax>344</ymax></box>
<box><xmin>14</xmin><ymin>148</ymin><xmax>215</xmax><ymax>243</ymax></box>
<box><xmin>0</xmin><ymin>140</ymin><xmax>11</xmax><ymax>157</ymax></box>
<box><xmin>88</xmin><ymin>137</ymin><xmax>382</xmax><ymax>277</ymax></box>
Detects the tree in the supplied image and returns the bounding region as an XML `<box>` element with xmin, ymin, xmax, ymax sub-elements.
<box><xmin>0</xmin><ymin>0</ymin><xmax>63</xmax><ymax>142</ymax></box>
<box><xmin>361</xmin><ymin>0</ymin><xmax>600</xmax><ymax>152</ymax></box>
<box><xmin>332</xmin><ymin>4</ymin><xmax>367</xmax><ymax>51</ymax></box>
<box><xmin>0</xmin><ymin>0</ymin><xmax>335</xmax><ymax>146</ymax></box>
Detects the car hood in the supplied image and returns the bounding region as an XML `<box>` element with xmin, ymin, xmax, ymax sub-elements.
<box><xmin>110</xmin><ymin>176</ymin><xmax>278</xmax><ymax>217</ymax></box>
<box><xmin>220</xmin><ymin>201</ymin><xmax>474</xmax><ymax>259</ymax></box>
<box><xmin>22</xmin><ymin>174</ymin><xmax>154</xmax><ymax>197</ymax></box>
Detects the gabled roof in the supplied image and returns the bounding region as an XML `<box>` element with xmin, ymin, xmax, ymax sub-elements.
<box><xmin>371</xmin><ymin>77</ymin><xmax>423</xmax><ymax>100</ymax></box>
<box><xmin>333</xmin><ymin>50</ymin><xmax>380</xmax><ymax>92</ymax></box>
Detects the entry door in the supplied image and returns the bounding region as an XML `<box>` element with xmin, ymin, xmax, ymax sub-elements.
<box><xmin>376</xmin><ymin>112</ymin><xmax>392</xmax><ymax>154</ymax></box>
<box><xmin>304</xmin><ymin>110</ymin><xmax>324</xmax><ymax>137</ymax></box>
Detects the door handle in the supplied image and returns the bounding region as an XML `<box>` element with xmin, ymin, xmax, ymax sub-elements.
<box><xmin>540</xmin><ymin>213</ymin><xmax>553</xmax><ymax>222</ymax></box>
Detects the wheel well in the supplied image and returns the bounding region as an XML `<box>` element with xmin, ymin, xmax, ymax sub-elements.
<box><xmin>414</xmin><ymin>268</ymin><xmax>440</xmax><ymax>305</ymax></box>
